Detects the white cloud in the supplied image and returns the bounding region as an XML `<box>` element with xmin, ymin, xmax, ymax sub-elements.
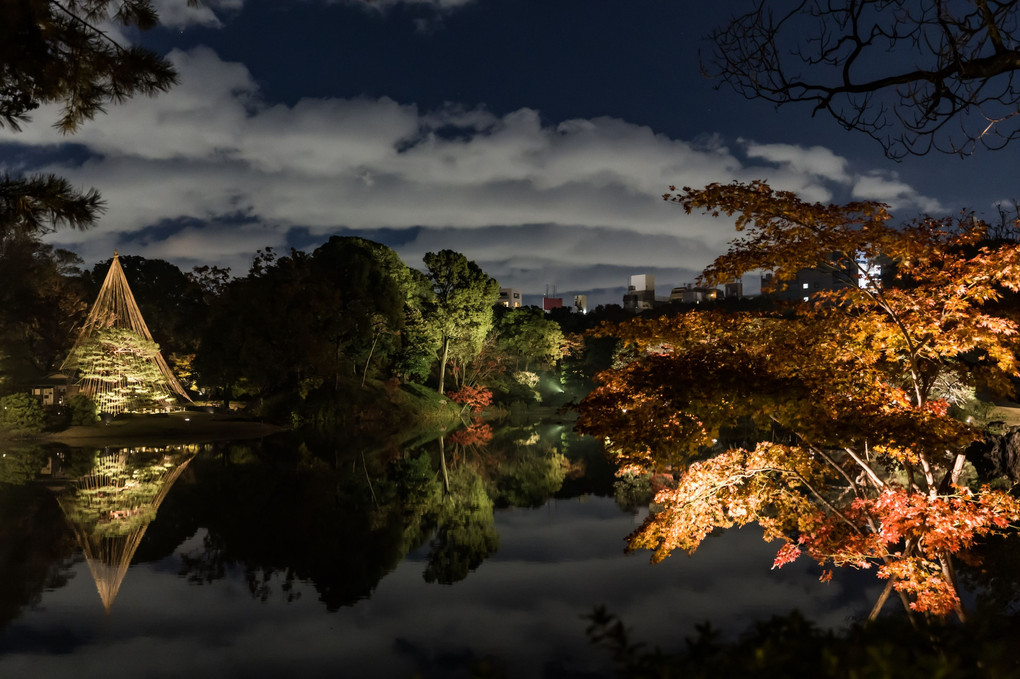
<box><xmin>0</xmin><ymin>48</ymin><xmax>943</xmax><ymax>297</ymax></box>
<box><xmin>150</xmin><ymin>0</ymin><xmax>482</xmax><ymax>30</ymax></box>
<box><xmin>152</xmin><ymin>0</ymin><xmax>247</xmax><ymax>28</ymax></box>
<box><xmin>744</xmin><ymin>141</ymin><xmax>851</xmax><ymax>184</ymax></box>
<box><xmin>342</xmin><ymin>0</ymin><xmax>479</xmax><ymax>11</ymax></box>
<box><xmin>852</xmin><ymin>171</ymin><xmax>944</xmax><ymax>213</ymax></box>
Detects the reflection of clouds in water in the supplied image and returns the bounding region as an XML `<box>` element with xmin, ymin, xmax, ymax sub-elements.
<box><xmin>0</xmin><ymin>497</ymin><xmax>882</xmax><ymax>678</ymax></box>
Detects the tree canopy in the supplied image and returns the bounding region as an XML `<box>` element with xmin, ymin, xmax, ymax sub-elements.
<box><xmin>423</xmin><ymin>250</ymin><xmax>500</xmax><ymax>394</ymax></box>
<box><xmin>195</xmin><ymin>238</ymin><xmax>417</xmax><ymax>402</ymax></box>
<box><xmin>0</xmin><ymin>242</ymin><xmax>87</xmax><ymax>388</ymax></box>
<box><xmin>1</xmin><ymin>0</ymin><xmax>187</xmax><ymax>234</ymax></box>
<box><xmin>1</xmin><ymin>2</ymin><xmax>188</xmax><ymax>390</ymax></box>
<box><xmin>0</xmin><ymin>0</ymin><xmax>182</xmax><ymax>133</ymax></box>
<box><xmin>70</xmin><ymin>326</ymin><xmax>177</xmax><ymax>413</ymax></box>
<box><xmin>706</xmin><ymin>1</ymin><xmax>1020</xmax><ymax>157</ymax></box>
<box><xmin>87</xmin><ymin>255</ymin><xmax>207</xmax><ymax>366</ymax></box>
<box><xmin>579</xmin><ymin>181</ymin><xmax>1020</xmax><ymax>619</ymax></box>
<box><xmin>497</xmin><ymin>306</ymin><xmax>566</xmax><ymax>372</ymax></box>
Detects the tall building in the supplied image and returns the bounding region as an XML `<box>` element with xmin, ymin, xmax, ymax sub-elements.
<box><xmin>573</xmin><ymin>294</ymin><xmax>588</xmax><ymax>313</ymax></box>
<box><xmin>623</xmin><ymin>274</ymin><xmax>655</xmax><ymax>312</ymax></box>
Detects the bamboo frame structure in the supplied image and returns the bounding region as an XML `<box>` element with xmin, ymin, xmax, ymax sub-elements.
<box><xmin>61</xmin><ymin>252</ymin><xmax>189</xmax><ymax>413</ymax></box>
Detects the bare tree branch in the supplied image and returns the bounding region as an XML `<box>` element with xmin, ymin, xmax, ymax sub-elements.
<box><xmin>706</xmin><ymin>0</ymin><xmax>1020</xmax><ymax>158</ymax></box>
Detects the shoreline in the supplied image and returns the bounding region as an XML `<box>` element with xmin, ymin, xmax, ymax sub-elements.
<box><xmin>33</xmin><ymin>411</ymin><xmax>285</xmax><ymax>448</ymax></box>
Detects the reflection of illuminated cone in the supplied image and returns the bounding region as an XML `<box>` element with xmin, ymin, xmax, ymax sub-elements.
<box><xmin>56</xmin><ymin>448</ymin><xmax>195</xmax><ymax>613</ymax></box>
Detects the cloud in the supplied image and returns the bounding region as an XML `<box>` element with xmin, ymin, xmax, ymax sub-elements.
<box><xmin>0</xmin><ymin>497</ymin><xmax>883</xmax><ymax>679</ymax></box>
<box><xmin>852</xmin><ymin>171</ymin><xmax>945</xmax><ymax>213</ymax></box>
<box><xmin>0</xmin><ymin>47</ymin><xmax>943</xmax><ymax>299</ymax></box>
<box><xmin>743</xmin><ymin>141</ymin><xmax>851</xmax><ymax>184</ymax></box>
<box><xmin>342</xmin><ymin>0</ymin><xmax>480</xmax><ymax>11</ymax></box>
<box><xmin>740</xmin><ymin>141</ymin><xmax>943</xmax><ymax>213</ymax></box>
<box><xmin>150</xmin><ymin>0</ymin><xmax>245</xmax><ymax>28</ymax></box>
<box><xmin>151</xmin><ymin>0</ymin><xmax>481</xmax><ymax>31</ymax></box>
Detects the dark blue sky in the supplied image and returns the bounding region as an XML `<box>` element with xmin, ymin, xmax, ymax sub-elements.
<box><xmin>2</xmin><ymin>0</ymin><xmax>1015</xmax><ymax>305</ymax></box>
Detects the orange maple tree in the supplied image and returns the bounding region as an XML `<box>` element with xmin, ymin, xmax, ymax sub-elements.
<box><xmin>577</xmin><ymin>181</ymin><xmax>1020</xmax><ymax>620</ymax></box>
<box><xmin>446</xmin><ymin>385</ymin><xmax>494</xmax><ymax>414</ymax></box>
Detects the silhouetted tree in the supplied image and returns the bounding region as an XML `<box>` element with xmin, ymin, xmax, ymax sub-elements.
<box><xmin>1</xmin><ymin>0</ymin><xmax>190</xmax><ymax>233</ymax></box>
<box><xmin>0</xmin><ymin>242</ymin><xmax>87</xmax><ymax>388</ymax></box>
<box><xmin>707</xmin><ymin>1</ymin><xmax>1020</xmax><ymax>157</ymax></box>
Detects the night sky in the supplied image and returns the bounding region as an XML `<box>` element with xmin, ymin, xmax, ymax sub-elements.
<box><xmin>2</xmin><ymin>0</ymin><xmax>1017</xmax><ymax>305</ymax></box>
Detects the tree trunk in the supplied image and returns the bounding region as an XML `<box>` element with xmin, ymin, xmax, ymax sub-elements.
<box><xmin>361</xmin><ymin>333</ymin><xmax>380</xmax><ymax>387</ymax></box>
<box><xmin>437</xmin><ymin>336</ymin><xmax>450</xmax><ymax>394</ymax></box>
<box><xmin>439</xmin><ymin>435</ymin><xmax>450</xmax><ymax>494</ymax></box>
<box><xmin>868</xmin><ymin>579</ymin><xmax>895</xmax><ymax>621</ymax></box>
<box><xmin>941</xmin><ymin>553</ymin><xmax>967</xmax><ymax>622</ymax></box>
<box><xmin>334</xmin><ymin>337</ymin><xmax>342</xmax><ymax>391</ymax></box>
<box><xmin>361</xmin><ymin>451</ymin><xmax>379</xmax><ymax>508</ymax></box>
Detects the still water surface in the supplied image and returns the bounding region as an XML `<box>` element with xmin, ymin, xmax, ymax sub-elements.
<box><xmin>0</xmin><ymin>423</ymin><xmax>882</xmax><ymax>678</ymax></box>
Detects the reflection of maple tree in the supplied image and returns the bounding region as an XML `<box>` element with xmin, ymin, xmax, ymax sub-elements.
<box><xmin>577</xmin><ymin>181</ymin><xmax>1020</xmax><ymax>620</ymax></box>
<box><xmin>448</xmin><ymin>419</ymin><xmax>494</xmax><ymax>447</ymax></box>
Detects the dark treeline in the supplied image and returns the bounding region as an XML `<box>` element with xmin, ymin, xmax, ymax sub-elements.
<box><xmin>0</xmin><ymin>233</ymin><xmax>628</xmax><ymax>427</ymax></box>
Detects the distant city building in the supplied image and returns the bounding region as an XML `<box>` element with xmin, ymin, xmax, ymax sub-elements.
<box><xmin>724</xmin><ymin>281</ymin><xmax>744</xmax><ymax>299</ymax></box>
<box><xmin>543</xmin><ymin>297</ymin><xmax>563</xmax><ymax>311</ymax></box>
<box><xmin>856</xmin><ymin>252</ymin><xmax>883</xmax><ymax>289</ymax></box>
<box><xmin>669</xmin><ymin>283</ymin><xmax>719</xmax><ymax>304</ymax></box>
<box><xmin>623</xmin><ymin>274</ymin><xmax>656</xmax><ymax>313</ymax></box>
<box><xmin>630</xmin><ymin>274</ymin><xmax>653</xmax><ymax>292</ymax></box>
<box><xmin>573</xmin><ymin>294</ymin><xmax>588</xmax><ymax>313</ymax></box>
<box><xmin>762</xmin><ymin>251</ymin><xmax>889</xmax><ymax>302</ymax></box>
<box><xmin>761</xmin><ymin>268</ymin><xmax>845</xmax><ymax>301</ymax></box>
<box><xmin>791</xmin><ymin>268</ymin><xmax>843</xmax><ymax>302</ymax></box>
<box><xmin>498</xmin><ymin>287</ymin><xmax>523</xmax><ymax>308</ymax></box>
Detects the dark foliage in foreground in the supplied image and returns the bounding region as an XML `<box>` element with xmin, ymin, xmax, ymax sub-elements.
<box><xmin>587</xmin><ymin>607</ymin><xmax>1020</xmax><ymax>678</ymax></box>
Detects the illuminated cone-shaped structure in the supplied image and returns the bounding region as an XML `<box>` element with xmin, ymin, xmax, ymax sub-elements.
<box><xmin>61</xmin><ymin>252</ymin><xmax>189</xmax><ymax>414</ymax></box>
<box><xmin>56</xmin><ymin>448</ymin><xmax>196</xmax><ymax>613</ymax></box>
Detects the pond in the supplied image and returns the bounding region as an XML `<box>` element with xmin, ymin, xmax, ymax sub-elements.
<box><xmin>0</xmin><ymin>422</ymin><xmax>886</xmax><ymax>678</ymax></box>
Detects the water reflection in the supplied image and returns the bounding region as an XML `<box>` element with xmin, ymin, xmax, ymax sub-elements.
<box><xmin>0</xmin><ymin>445</ymin><xmax>198</xmax><ymax>616</ymax></box>
<box><xmin>170</xmin><ymin>423</ymin><xmax>577</xmax><ymax>603</ymax></box>
<box><xmin>0</xmin><ymin>447</ymin><xmax>78</xmax><ymax>631</ymax></box>
<box><xmin>0</xmin><ymin>424</ymin><xmax>923</xmax><ymax>677</ymax></box>
<box><xmin>426</xmin><ymin>436</ymin><xmax>499</xmax><ymax>584</ymax></box>
<box><xmin>53</xmin><ymin>447</ymin><xmax>196</xmax><ymax>612</ymax></box>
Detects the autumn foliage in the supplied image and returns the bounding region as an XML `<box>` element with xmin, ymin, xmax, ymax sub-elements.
<box><xmin>448</xmin><ymin>419</ymin><xmax>494</xmax><ymax>447</ymax></box>
<box><xmin>578</xmin><ymin>181</ymin><xmax>1020</xmax><ymax>619</ymax></box>
<box><xmin>446</xmin><ymin>385</ymin><xmax>494</xmax><ymax>413</ymax></box>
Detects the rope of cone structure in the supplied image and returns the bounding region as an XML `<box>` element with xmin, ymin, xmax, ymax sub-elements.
<box><xmin>61</xmin><ymin>252</ymin><xmax>190</xmax><ymax>413</ymax></box>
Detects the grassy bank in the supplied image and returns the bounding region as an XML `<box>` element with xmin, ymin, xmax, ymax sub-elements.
<box><xmin>0</xmin><ymin>379</ymin><xmax>469</xmax><ymax>450</ymax></box>
<box><xmin>281</xmin><ymin>378</ymin><xmax>465</xmax><ymax>443</ymax></box>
